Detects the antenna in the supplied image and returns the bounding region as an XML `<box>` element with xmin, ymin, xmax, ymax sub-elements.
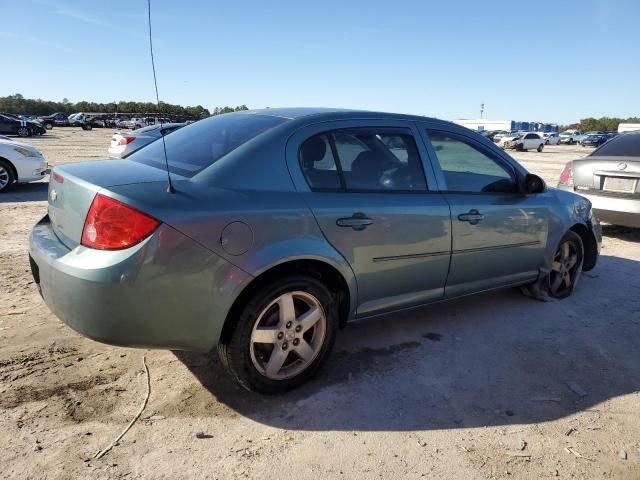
<box><xmin>480</xmin><ymin>102</ymin><xmax>485</xmax><ymax>119</ymax></box>
<box><xmin>147</xmin><ymin>0</ymin><xmax>174</xmax><ymax>193</ymax></box>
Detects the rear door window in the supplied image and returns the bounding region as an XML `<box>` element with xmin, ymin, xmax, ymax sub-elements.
<box><xmin>333</xmin><ymin>128</ymin><xmax>427</xmax><ymax>191</ymax></box>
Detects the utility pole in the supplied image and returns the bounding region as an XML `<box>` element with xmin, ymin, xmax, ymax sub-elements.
<box><xmin>480</xmin><ymin>102</ymin><xmax>485</xmax><ymax>119</ymax></box>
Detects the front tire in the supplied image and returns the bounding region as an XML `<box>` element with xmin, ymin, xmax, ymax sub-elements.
<box><xmin>44</xmin><ymin>122</ymin><xmax>53</xmax><ymax>130</ymax></box>
<box><xmin>547</xmin><ymin>231</ymin><xmax>583</xmax><ymax>299</ymax></box>
<box><xmin>0</xmin><ymin>159</ymin><xmax>16</xmax><ymax>193</ymax></box>
<box><xmin>218</xmin><ymin>275</ymin><xmax>338</xmax><ymax>394</ymax></box>
<box><xmin>17</xmin><ymin>127</ymin><xmax>30</xmax><ymax>137</ymax></box>
<box><xmin>521</xmin><ymin>230</ymin><xmax>584</xmax><ymax>300</ymax></box>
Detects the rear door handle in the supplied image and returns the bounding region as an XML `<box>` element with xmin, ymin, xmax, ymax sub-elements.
<box><xmin>458</xmin><ymin>209</ymin><xmax>485</xmax><ymax>225</ymax></box>
<box><xmin>336</xmin><ymin>212</ymin><xmax>373</xmax><ymax>231</ymax></box>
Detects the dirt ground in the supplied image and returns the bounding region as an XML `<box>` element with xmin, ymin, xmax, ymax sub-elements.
<box><xmin>1</xmin><ymin>128</ymin><xmax>639</xmax><ymax>480</ymax></box>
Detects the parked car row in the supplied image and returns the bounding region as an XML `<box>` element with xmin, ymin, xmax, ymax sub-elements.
<box><xmin>5</xmin><ymin>112</ymin><xmax>187</xmax><ymax>132</ymax></box>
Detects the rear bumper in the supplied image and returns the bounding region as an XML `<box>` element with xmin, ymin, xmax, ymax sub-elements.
<box><xmin>560</xmin><ymin>188</ymin><xmax>640</xmax><ymax>228</ymax></box>
<box><xmin>29</xmin><ymin>214</ymin><xmax>252</xmax><ymax>351</ymax></box>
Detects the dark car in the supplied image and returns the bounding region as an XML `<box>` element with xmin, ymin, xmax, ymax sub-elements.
<box><xmin>580</xmin><ymin>134</ymin><xmax>608</xmax><ymax>148</ymax></box>
<box><xmin>558</xmin><ymin>131</ymin><xmax>640</xmax><ymax>227</ymax></box>
<box><xmin>0</xmin><ymin>113</ymin><xmax>46</xmax><ymax>137</ymax></box>
<box><xmin>38</xmin><ymin>112</ymin><xmax>71</xmax><ymax>130</ymax></box>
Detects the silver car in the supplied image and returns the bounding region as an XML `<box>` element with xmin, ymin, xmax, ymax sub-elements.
<box><xmin>558</xmin><ymin>131</ymin><xmax>640</xmax><ymax>227</ymax></box>
<box><xmin>29</xmin><ymin>108</ymin><xmax>601</xmax><ymax>393</ymax></box>
<box><xmin>108</xmin><ymin>123</ymin><xmax>186</xmax><ymax>158</ymax></box>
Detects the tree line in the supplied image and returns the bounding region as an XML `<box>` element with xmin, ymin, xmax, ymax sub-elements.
<box><xmin>576</xmin><ymin>116</ymin><xmax>640</xmax><ymax>132</ymax></box>
<box><xmin>559</xmin><ymin>116</ymin><xmax>640</xmax><ymax>132</ymax></box>
<box><xmin>0</xmin><ymin>94</ymin><xmax>249</xmax><ymax>119</ymax></box>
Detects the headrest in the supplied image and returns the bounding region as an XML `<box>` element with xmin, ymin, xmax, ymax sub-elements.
<box><xmin>300</xmin><ymin>136</ymin><xmax>327</xmax><ymax>166</ymax></box>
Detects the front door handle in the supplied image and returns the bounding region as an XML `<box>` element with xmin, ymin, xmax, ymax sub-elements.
<box><xmin>458</xmin><ymin>209</ymin><xmax>485</xmax><ymax>225</ymax></box>
<box><xmin>336</xmin><ymin>212</ymin><xmax>373</xmax><ymax>231</ymax></box>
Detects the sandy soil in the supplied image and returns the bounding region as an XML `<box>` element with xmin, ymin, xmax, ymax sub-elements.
<box><xmin>1</xmin><ymin>128</ymin><xmax>639</xmax><ymax>479</ymax></box>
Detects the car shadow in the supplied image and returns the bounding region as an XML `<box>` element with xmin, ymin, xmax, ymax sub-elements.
<box><xmin>173</xmin><ymin>254</ymin><xmax>640</xmax><ymax>431</ymax></box>
<box><xmin>0</xmin><ymin>182</ymin><xmax>49</xmax><ymax>203</ymax></box>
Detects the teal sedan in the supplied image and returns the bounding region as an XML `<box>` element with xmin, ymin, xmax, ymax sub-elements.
<box><xmin>29</xmin><ymin>108</ymin><xmax>601</xmax><ymax>393</ymax></box>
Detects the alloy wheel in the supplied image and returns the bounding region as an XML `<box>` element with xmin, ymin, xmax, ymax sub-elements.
<box><xmin>249</xmin><ymin>291</ymin><xmax>326</xmax><ymax>380</ymax></box>
<box><xmin>0</xmin><ymin>166</ymin><xmax>9</xmax><ymax>190</ymax></box>
<box><xmin>549</xmin><ymin>239</ymin><xmax>580</xmax><ymax>297</ymax></box>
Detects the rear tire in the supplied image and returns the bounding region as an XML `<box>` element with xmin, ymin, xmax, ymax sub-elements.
<box><xmin>0</xmin><ymin>159</ymin><xmax>15</xmax><ymax>193</ymax></box>
<box><xmin>44</xmin><ymin>122</ymin><xmax>53</xmax><ymax>130</ymax></box>
<box><xmin>537</xmin><ymin>143</ymin><xmax>544</xmax><ymax>152</ymax></box>
<box><xmin>218</xmin><ymin>275</ymin><xmax>338</xmax><ymax>394</ymax></box>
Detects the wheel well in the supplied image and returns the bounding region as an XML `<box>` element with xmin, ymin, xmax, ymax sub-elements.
<box><xmin>219</xmin><ymin>259</ymin><xmax>351</xmax><ymax>345</ymax></box>
<box><xmin>0</xmin><ymin>157</ymin><xmax>18</xmax><ymax>182</ymax></box>
<box><xmin>570</xmin><ymin>223</ymin><xmax>597</xmax><ymax>271</ymax></box>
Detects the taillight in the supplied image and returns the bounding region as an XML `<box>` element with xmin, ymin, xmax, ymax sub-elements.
<box><xmin>559</xmin><ymin>161</ymin><xmax>573</xmax><ymax>186</ymax></box>
<box><xmin>117</xmin><ymin>136</ymin><xmax>136</xmax><ymax>146</ymax></box>
<box><xmin>81</xmin><ymin>194</ymin><xmax>160</xmax><ymax>250</ymax></box>
<box><xmin>52</xmin><ymin>171</ymin><xmax>64</xmax><ymax>183</ymax></box>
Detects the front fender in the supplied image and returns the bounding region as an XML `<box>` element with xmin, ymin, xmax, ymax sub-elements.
<box><xmin>544</xmin><ymin>188</ymin><xmax>598</xmax><ymax>270</ymax></box>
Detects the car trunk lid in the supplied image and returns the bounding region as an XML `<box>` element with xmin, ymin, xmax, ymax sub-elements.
<box><xmin>48</xmin><ymin>159</ymin><xmax>180</xmax><ymax>249</ymax></box>
<box><xmin>573</xmin><ymin>156</ymin><xmax>640</xmax><ymax>196</ymax></box>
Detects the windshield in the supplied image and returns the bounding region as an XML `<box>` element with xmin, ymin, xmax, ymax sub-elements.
<box><xmin>591</xmin><ymin>133</ymin><xmax>640</xmax><ymax>157</ymax></box>
<box><xmin>129</xmin><ymin>113</ymin><xmax>289</xmax><ymax>177</ymax></box>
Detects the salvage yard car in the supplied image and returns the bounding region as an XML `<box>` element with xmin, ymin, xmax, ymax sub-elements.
<box><xmin>108</xmin><ymin>122</ymin><xmax>186</xmax><ymax>158</ymax></box>
<box><xmin>580</xmin><ymin>133</ymin><xmax>608</xmax><ymax>148</ymax></box>
<box><xmin>559</xmin><ymin>129</ymin><xmax>583</xmax><ymax>145</ymax></box>
<box><xmin>38</xmin><ymin>112</ymin><xmax>71</xmax><ymax>129</ymax></box>
<box><xmin>0</xmin><ymin>137</ymin><xmax>49</xmax><ymax>192</ymax></box>
<box><xmin>499</xmin><ymin>132</ymin><xmax>545</xmax><ymax>152</ymax></box>
<box><xmin>543</xmin><ymin>132</ymin><xmax>560</xmax><ymax>145</ymax></box>
<box><xmin>0</xmin><ymin>113</ymin><xmax>47</xmax><ymax>137</ymax></box>
<box><xmin>558</xmin><ymin>130</ymin><xmax>640</xmax><ymax>227</ymax></box>
<box><xmin>29</xmin><ymin>108</ymin><xmax>601</xmax><ymax>393</ymax></box>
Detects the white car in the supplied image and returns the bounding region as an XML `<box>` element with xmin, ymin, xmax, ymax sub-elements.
<box><xmin>498</xmin><ymin>132</ymin><xmax>545</xmax><ymax>152</ymax></box>
<box><xmin>543</xmin><ymin>132</ymin><xmax>560</xmax><ymax>145</ymax></box>
<box><xmin>559</xmin><ymin>130</ymin><xmax>583</xmax><ymax>145</ymax></box>
<box><xmin>0</xmin><ymin>138</ymin><xmax>49</xmax><ymax>192</ymax></box>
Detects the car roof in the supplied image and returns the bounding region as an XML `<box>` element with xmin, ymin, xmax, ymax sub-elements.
<box><xmin>238</xmin><ymin>107</ymin><xmax>441</xmax><ymax>123</ymax></box>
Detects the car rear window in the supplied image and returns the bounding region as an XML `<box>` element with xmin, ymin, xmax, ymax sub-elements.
<box><xmin>128</xmin><ymin>113</ymin><xmax>289</xmax><ymax>177</ymax></box>
<box><xmin>591</xmin><ymin>133</ymin><xmax>640</xmax><ymax>157</ymax></box>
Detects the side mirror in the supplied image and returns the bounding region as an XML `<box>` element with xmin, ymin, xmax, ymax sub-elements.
<box><xmin>524</xmin><ymin>173</ymin><xmax>546</xmax><ymax>194</ymax></box>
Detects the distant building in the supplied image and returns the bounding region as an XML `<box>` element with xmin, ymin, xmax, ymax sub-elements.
<box><xmin>453</xmin><ymin>118</ymin><xmax>559</xmax><ymax>133</ymax></box>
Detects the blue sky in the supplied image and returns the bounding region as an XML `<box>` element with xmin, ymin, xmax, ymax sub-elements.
<box><xmin>1</xmin><ymin>0</ymin><xmax>638</xmax><ymax>123</ymax></box>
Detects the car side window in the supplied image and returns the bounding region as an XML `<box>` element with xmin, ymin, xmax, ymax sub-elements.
<box><xmin>333</xmin><ymin>129</ymin><xmax>427</xmax><ymax>191</ymax></box>
<box><xmin>299</xmin><ymin>134</ymin><xmax>341</xmax><ymax>190</ymax></box>
<box><xmin>427</xmin><ymin>130</ymin><xmax>518</xmax><ymax>193</ymax></box>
